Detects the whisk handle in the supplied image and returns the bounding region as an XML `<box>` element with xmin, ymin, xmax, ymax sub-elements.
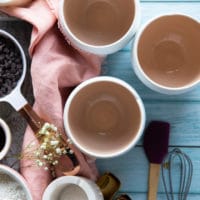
<box><xmin>148</xmin><ymin>163</ymin><xmax>161</xmax><ymax>200</ymax></box>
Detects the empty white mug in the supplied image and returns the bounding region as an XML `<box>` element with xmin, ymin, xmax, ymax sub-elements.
<box><xmin>58</xmin><ymin>0</ymin><xmax>141</xmax><ymax>55</ymax></box>
<box><xmin>132</xmin><ymin>13</ymin><xmax>200</xmax><ymax>95</ymax></box>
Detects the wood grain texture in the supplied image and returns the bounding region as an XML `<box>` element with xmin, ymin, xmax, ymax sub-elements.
<box><xmin>97</xmin><ymin>147</ymin><xmax>200</xmax><ymax>194</ymax></box>
<box><xmin>148</xmin><ymin>164</ymin><xmax>161</xmax><ymax>200</ymax></box>
<box><xmin>99</xmin><ymin>2</ymin><xmax>200</xmax><ymax>195</ymax></box>
<box><xmin>0</xmin><ymin>1</ymin><xmax>200</xmax><ymax>199</ymax></box>
<box><xmin>118</xmin><ymin>193</ymin><xmax>200</xmax><ymax>200</ymax></box>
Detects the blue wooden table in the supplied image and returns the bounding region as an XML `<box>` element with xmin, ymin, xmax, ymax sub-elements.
<box><xmin>97</xmin><ymin>1</ymin><xmax>200</xmax><ymax>199</ymax></box>
<box><xmin>0</xmin><ymin>1</ymin><xmax>200</xmax><ymax>200</ymax></box>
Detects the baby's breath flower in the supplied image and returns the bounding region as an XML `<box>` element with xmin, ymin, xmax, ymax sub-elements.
<box><xmin>36</xmin><ymin>160</ymin><xmax>44</xmax><ymax>167</ymax></box>
<box><xmin>48</xmin><ymin>153</ymin><xmax>53</xmax><ymax>157</ymax></box>
<box><xmin>22</xmin><ymin>122</ymin><xmax>74</xmax><ymax>174</ymax></box>
<box><xmin>62</xmin><ymin>149</ymin><xmax>67</xmax><ymax>154</ymax></box>
<box><xmin>40</xmin><ymin>143</ymin><xmax>47</xmax><ymax>150</ymax></box>
<box><xmin>50</xmin><ymin>140</ymin><xmax>59</xmax><ymax>146</ymax></box>
<box><xmin>35</xmin><ymin>151</ymin><xmax>40</xmax><ymax>157</ymax></box>
<box><xmin>56</xmin><ymin>148</ymin><xmax>62</xmax><ymax>155</ymax></box>
<box><xmin>44</xmin><ymin>167</ymin><xmax>49</xmax><ymax>171</ymax></box>
<box><xmin>36</xmin><ymin>159</ymin><xmax>40</xmax><ymax>164</ymax></box>
<box><xmin>52</xmin><ymin>160</ymin><xmax>58</xmax><ymax>165</ymax></box>
<box><xmin>38</xmin><ymin>161</ymin><xmax>44</xmax><ymax>167</ymax></box>
<box><xmin>45</xmin><ymin>131</ymin><xmax>50</xmax><ymax>136</ymax></box>
<box><xmin>69</xmin><ymin>149</ymin><xmax>74</xmax><ymax>154</ymax></box>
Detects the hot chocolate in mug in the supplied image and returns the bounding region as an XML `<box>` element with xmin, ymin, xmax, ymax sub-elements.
<box><xmin>63</xmin><ymin>76</ymin><xmax>145</xmax><ymax>158</ymax></box>
<box><xmin>132</xmin><ymin>13</ymin><xmax>200</xmax><ymax>95</ymax></box>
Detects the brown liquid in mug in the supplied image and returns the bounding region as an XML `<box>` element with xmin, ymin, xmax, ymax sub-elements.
<box><xmin>68</xmin><ymin>81</ymin><xmax>141</xmax><ymax>155</ymax></box>
<box><xmin>64</xmin><ymin>0</ymin><xmax>135</xmax><ymax>45</ymax></box>
<box><xmin>138</xmin><ymin>15</ymin><xmax>200</xmax><ymax>88</ymax></box>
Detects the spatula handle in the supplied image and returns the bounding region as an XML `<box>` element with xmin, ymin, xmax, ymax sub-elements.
<box><xmin>148</xmin><ymin>163</ymin><xmax>160</xmax><ymax>200</ymax></box>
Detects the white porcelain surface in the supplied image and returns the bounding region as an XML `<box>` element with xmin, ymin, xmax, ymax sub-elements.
<box><xmin>63</xmin><ymin>76</ymin><xmax>146</xmax><ymax>158</ymax></box>
<box><xmin>58</xmin><ymin>0</ymin><xmax>141</xmax><ymax>55</ymax></box>
<box><xmin>132</xmin><ymin>13</ymin><xmax>200</xmax><ymax>95</ymax></box>
<box><xmin>0</xmin><ymin>164</ymin><xmax>32</xmax><ymax>200</ymax></box>
<box><xmin>0</xmin><ymin>118</ymin><xmax>11</xmax><ymax>160</ymax></box>
<box><xmin>43</xmin><ymin>176</ymin><xmax>103</xmax><ymax>200</ymax></box>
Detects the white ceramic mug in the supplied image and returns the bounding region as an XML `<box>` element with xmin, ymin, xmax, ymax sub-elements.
<box><xmin>58</xmin><ymin>0</ymin><xmax>140</xmax><ymax>55</ymax></box>
<box><xmin>42</xmin><ymin>176</ymin><xmax>103</xmax><ymax>200</ymax></box>
<box><xmin>0</xmin><ymin>118</ymin><xmax>11</xmax><ymax>160</ymax></box>
<box><xmin>132</xmin><ymin>13</ymin><xmax>200</xmax><ymax>95</ymax></box>
<box><xmin>63</xmin><ymin>76</ymin><xmax>145</xmax><ymax>158</ymax></box>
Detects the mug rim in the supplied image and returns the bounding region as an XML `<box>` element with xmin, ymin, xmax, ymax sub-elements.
<box><xmin>63</xmin><ymin>76</ymin><xmax>146</xmax><ymax>158</ymax></box>
<box><xmin>58</xmin><ymin>0</ymin><xmax>141</xmax><ymax>55</ymax></box>
<box><xmin>42</xmin><ymin>176</ymin><xmax>103</xmax><ymax>200</ymax></box>
<box><xmin>132</xmin><ymin>13</ymin><xmax>200</xmax><ymax>95</ymax></box>
<box><xmin>0</xmin><ymin>118</ymin><xmax>11</xmax><ymax>160</ymax></box>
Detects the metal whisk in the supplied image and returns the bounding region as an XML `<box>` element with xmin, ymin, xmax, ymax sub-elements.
<box><xmin>161</xmin><ymin>148</ymin><xmax>193</xmax><ymax>200</ymax></box>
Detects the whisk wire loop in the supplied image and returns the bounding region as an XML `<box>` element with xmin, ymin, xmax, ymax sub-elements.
<box><xmin>161</xmin><ymin>148</ymin><xmax>193</xmax><ymax>200</ymax></box>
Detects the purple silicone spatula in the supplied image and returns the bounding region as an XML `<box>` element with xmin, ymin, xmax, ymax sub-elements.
<box><xmin>143</xmin><ymin>121</ymin><xmax>170</xmax><ymax>200</ymax></box>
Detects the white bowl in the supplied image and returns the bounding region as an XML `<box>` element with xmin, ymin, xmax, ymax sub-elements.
<box><xmin>43</xmin><ymin>176</ymin><xmax>103</xmax><ymax>200</ymax></box>
<box><xmin>0</xmin><ymin>164</ymin><xmax>32</xmax><ymax>200</ymax></box>
<box><xmin>0</xmin><ymin>118</ymin><xmax>11</xmax><ymax>160</ymax></box>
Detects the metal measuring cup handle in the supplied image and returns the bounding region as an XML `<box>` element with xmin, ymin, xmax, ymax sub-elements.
<box><xmin>19</xmin><ymin>103</ymin><xmax>80</xmax><ymax>175</ymax></box>
<box><xmin>96</xmin><ymin>172</ymin><xmax>133</xmax><ymax>200</ymax></box>
<box><xmin>96</xmin><ymin>172</ymin><xmax>121</xmax><ymax>200</ymax></box>
<box><xmin>0</xmin><ymin>29</ymin><xmax>80</xmax><ymax>176</ymax></box>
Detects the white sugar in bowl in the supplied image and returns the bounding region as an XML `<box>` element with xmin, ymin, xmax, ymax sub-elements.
<box><xmin>0</xmin><ymin>164</ymin><xmax>32</xmax><ymax>200</ymax></box>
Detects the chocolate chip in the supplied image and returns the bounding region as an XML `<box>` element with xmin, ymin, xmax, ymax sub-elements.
<box><xmin>0</xmin><ymin>35</ymin><xmax>23</xmax><ymax>97</ymax></box>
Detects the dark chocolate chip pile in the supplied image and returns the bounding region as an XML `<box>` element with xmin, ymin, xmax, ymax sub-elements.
<box><xmin>0</xmin><ymin>35</ymin><xmax>23</xmax><ymax>97</ymax></box>
<box><xmin>0</xmin><ymin>126</ymin><xmax>5</xmax><ymax>151</ymax></box>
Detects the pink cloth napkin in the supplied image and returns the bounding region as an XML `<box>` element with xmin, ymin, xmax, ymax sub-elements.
<box><xmin>0</xmin><ymin>1</ymin><xmax>104</xmax><ymax>199</ymax></box>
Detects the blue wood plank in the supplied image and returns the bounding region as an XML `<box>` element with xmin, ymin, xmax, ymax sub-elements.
<box><xmin>140</xmin><ymin>102</ymin><xmax>200</xmax><ymax>146</ymax></box>
<box><xmin>97</xmin><ymin>147</ymin><xmax>200</xmax><ymax>194</ymax></box>
<box><xmin>102</xmin><ymin>51</ymin><xmax>200</xmax><ymax>101</ymax></box>
<box><xmin>123</xmin><ymin>2</ymin><xmax>200</xmax><ymax>51</ymax></box>
<box><xmin>102</xmin><ymin>2</ymin><xmax>200</xmax><ymax>101</ymax></box>
<box><xmin>99</xmin><ymin>1</ymin><xmax>200</xmax><ymax>198</ymax></box>
<box><xmin>118</xmin><ymin>193</ymin><xmax>200</xmax><ymax>200</ymax></box>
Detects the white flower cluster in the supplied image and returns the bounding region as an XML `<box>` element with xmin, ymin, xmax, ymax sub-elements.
<box><xmin>33</xmin><ymin>122</ymin><xmax>73</xmax><ymax>171</ymax></box>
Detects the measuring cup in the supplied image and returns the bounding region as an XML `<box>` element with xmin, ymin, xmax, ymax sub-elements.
<box><xmin>0</xmin><ymin>29</ymin><xmax>79</xmax><ymax>169</ymax></box>
<box><xmin>0</xmin><ymin>29</ymin><xmax>44</xmax><ymax>132</ymax></box>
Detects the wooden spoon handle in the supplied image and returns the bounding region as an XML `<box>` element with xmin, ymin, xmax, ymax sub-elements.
<box><xmin>19</xmin><ymin>103</ymin><xmax>44</xmax><ymax>133</ymax></box>
<box><xmin>148</xmin><ymin>163</ymin><xmax>161</xmax><ymax>200</ymax></box>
